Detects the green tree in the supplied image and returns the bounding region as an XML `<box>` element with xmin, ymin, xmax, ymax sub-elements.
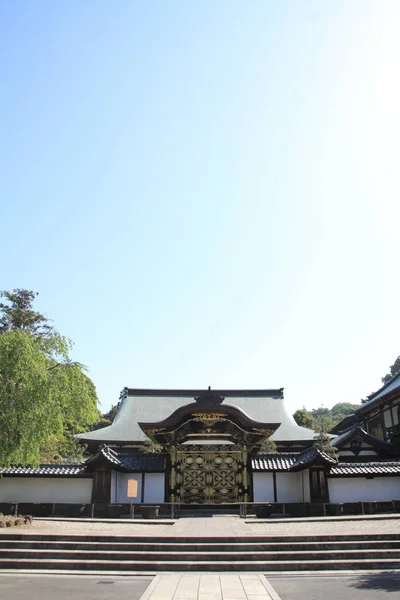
<box><xmin>313</xmin><ymin>416</ymin><xmax>338</xmax><ymax>460</ymax></box>
<box><xmin>0</xmin><ymin>289</ymin><xmax>53</xmax><ymax>336</ymax></box>
<box><xmin>381</xmin><ymin>356</ymin><xmax>400</xmax><ymax>385</ymax></box>
<box><xmin>90</xmin><ymin>403</ymin><xmax>120</xmax><ymax>431</ymax></box>
<box><xmin>330</xmin><ymin>402</ymin><xmax>360</xmax><ymax>422</ymax></box>
<box><xmin>0</xmin><ymin>291</ymin><xmax>99</xmax><ymax>466</ymax></box>
<box><xmin>257</xmin><ymin>438</ymin><xmax>278</xmax><ymax>454</ymax></box>
<box><xmin>293</xmin><ymin>408</ymin><xmax>314</xmax><ymax>429</ymax></box>
<box><xmin>310</xmin><ymin>407</ymin><xmax>334</xmax><ymax>431</ymax></box>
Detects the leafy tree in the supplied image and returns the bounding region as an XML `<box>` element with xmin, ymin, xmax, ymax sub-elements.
<box><xmin>90</xmin><ymin>403</ymin><xmax>120</xmax><ymax>431</ymax></box>
<box><xmin>313</xmin><ymin>416</ymin><xmax>338</xmax><ymax>460</ymax></box>
<box><xmin>381</xmin><ymin>356</ymin><xmax>400</xmax><ymax>385</ymax></box>
<box><xmin>39</xmin><ymin>432</ymin><xmax>86</xmax><ymax>463</ymax></box>
<box><xmin>293</xmin><ymin>408</ymin><xmax>314</xmax><ymax>429</ymax></box>
<box><xmin>0</xmin><ymin>291</ymin><xmax>99</xmax><ymax>466</ymax></box>
<box><xmin>310</xmin><ymin>407</ymin><xmax>334</xmax><ymax>431</ymax></box>
<box><xmin>330</xmin><ymin>402</ymin><xmax>360</xmax><ymax>423</ymax></box>
<box><xmin>257</xmin><ymin>438</ymin><xmax>278</xmax><ymax>454</ymax></box>
<box><xmin>0</xmin><ymin>289</ymin><xmax>53</xmax><ymax>337</ymax></box>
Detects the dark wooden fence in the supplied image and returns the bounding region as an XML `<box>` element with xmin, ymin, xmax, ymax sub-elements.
<box><xmin>1</xmin><ymin>500</ymin><xmax>399</xmax><ymax>519</ymax></box>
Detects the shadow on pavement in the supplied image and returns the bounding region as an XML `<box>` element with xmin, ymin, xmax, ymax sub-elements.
<box><xmin>350</xmin><ymin>572</ymin><xmax>400</xmax><ymax>593</ymax></box>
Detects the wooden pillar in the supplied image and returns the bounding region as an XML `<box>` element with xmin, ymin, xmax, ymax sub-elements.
<box><xmin>273</xmin><ymin>472</ymin><xmax>277</xmax><ymax>502</ymax></box>
<box><xmin>241</xmin><ymin>445</ymin><xmax>249</xmax><ymax>502</ymax></box>
<box><xmin>169</xmin><ymin>445</ymin><xmax>177</xmax><ymax>503</ymax></box>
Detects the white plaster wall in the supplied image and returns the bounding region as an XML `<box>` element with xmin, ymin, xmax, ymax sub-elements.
<box><xmin>0</xmin><ymin>478</ymin><xmax>92</xmax><ymax>503</ymax></box>
<box><xmin>394</xmin><ymin>400</ymin><xmax>400</xmax><ymax>425</ymax></box>
<box><xmin>384</xmin><ymin>409</ymin><xmax>392</xmax><ymax>428</ymax></box>
<box><xmin>144</xmin><ymin>473</ymin><xmax>165</xmax><ymax>503</ymax></box>
<box><xmin>301</xmin><ymin>470</ymin><xmax>310</xmax><ymax>502</ymax></box>
<box><xmin>329</xmin><ymin>477</ymin><xmax>400</xmax><ymax>502</ymax></box>
<box><xmin>276</xmin><ymin>473</ymin><xmax>304</xmax><ymax>503</ymax></box>
<box><xmin>111</xmin><ymin>470</ymin><xmax>117</xmax><ymax>503</ymax></box>
<box><xmin>253</xmin><ymin>473</ymin><xmax>274</xmax><ymax>502</ymax></box>
<box><xmin>115</xmin><ymin>472</ymin><xmax>142</xmax><ymax>503</ymax></box>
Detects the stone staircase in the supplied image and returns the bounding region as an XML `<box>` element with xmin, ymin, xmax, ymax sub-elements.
<box><xmin>1</xmin><ymin>533</ymin><xmax>400</xmax><ymax>572</ymax></box>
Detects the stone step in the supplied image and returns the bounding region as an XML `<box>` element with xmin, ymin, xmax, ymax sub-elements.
<box><xmin>2</xmin><ymin>539</ymin><xmax>400</xmax><ymax>551</ymax></box>
<box><xmin>2</xmin><ymin>532</ymin><xmax>400</xmax><ymax>572</ymax></box>
<box><xmin>2</xmin><ymin>548</ymin><xmax>400</xmax><ymax>561</ymax></box>
<box><xmin>0</xmin><ymin>557</ymin><xmax>400</xmax><ymax>571</ymax></box>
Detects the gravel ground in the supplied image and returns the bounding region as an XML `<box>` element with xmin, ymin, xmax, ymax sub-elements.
<box><xmin>1</xmin><ymin>516</ymin><xmax>399</xmax><ymax>537</ymax></box>
<box><xmin>246</xmin><ymin>517</ymin><xmax>400</xmax><ymax>536</ymax></box>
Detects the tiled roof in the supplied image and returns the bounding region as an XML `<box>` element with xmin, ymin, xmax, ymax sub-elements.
<box><xmin>290</xmin><ymin>446</ymin><xmax>338</xmax><ymax>471</ymax></box>
<box><xmin>359</xmin><ymin>373</ymin><xmax>400</xmax><ymax>411</ymax></box>
<box><xmin>251</xmin><ymin>454</ymin><xmax>298</xmax><ymax>471</ymax></box>
<box><xmin>0</xmin><ymin>464</ymin><xmax>87</xmax><ymax>476</ymax></box>
<box><xmin>331</xmin><ymin>426</ymin><xmax>394</xmax><ymax>453</ymax></box>
<box><xmin>85</xmin><ymin>445</ymin><xmax>167</xmax><ymax>472</ymax></box>
<box><xmin>252</xmin><ymin>449</ymin><xmax>338</xmax><ymax>472</ymax></box>
<box><xmin>121</xmin><ymin>454</ymin><xmax>167</xmax><ymax>471</ymax></box>
<box><xmin>330</xmin><ymin>461</ymin><xmax>400</xmax><ymax>476</ymax></box>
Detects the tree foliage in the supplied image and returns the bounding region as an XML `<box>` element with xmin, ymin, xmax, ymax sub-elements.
<box><xmin>90</xmin><ymin>403</ymin><xmax>120</xmax><ymax>431</ymax></box>
<box><xmin>293</xmin><ymin>409</ymin><xmax>314</xmax><ymax>429</ymax></box>
<box><xmin>313</xmin><ymin>416</ymin><xmax>338</xmax><ymax>460</ymax></box>
<box><xmin>257</xmin><ymin>438</ymin><xmax>278</xmax><ymax>454</ymax></box>
<box><xmin>0</xmin><ymin>290</ymin><xmax>99</xmax><ymax>466</ymax></box>
<box><xmin>293</xmin><ymin>402</ymin><xmax>360</xmax><ymax>431</ymax></box>
<box><xmin>0</xmin><ymin>289</ymin><xmax>53</xmax><ymax>337</ymax></box>
<box><xmin>381</xmin><ymin>356</ymin><xmax>400</xmax><ymax>385</ymax></box>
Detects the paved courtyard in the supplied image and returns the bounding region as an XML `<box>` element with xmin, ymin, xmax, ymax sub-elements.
<box><xmin>0</xmin><ymin>574</ymin><xmax>152</xmax><ymax>600</ymax></box>
<box><xmin>10</xmin><ymin>514</ymin><xmax>400</xmax><ymax>537</ymax></box>
<box><xmin>270</xmin><ymin>573</ymin><xmax>400</xmax><ymax>600</ymax></box>
<box><xmin>1</xmin><ymin>573</ymin><xmax>400</xmax><ymax>600</ymax></box>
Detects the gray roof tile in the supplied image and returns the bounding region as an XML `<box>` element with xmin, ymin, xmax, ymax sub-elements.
<box><xmin>330</xmin><ymin>461</ymin><xmax>400</xmax><ymax>476</ymax></box>
<box><xmin>251</xmin><ymin>454</ymin><xmax>298</xmax><ymax>471</ymax></box>
<box><xmin>0</xmin><ymin>464</ymin><xmax>87</xmax><ymax>476</ymax></box>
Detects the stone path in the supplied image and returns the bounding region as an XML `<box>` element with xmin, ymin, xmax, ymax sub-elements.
<box><xmin>139</xmin><ymin>573</ymin><xmax>281</xmax><ymax>600</ymax></box>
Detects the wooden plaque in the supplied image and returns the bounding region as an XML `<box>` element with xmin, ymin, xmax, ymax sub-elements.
<box><xmin>127</xmin><ymin>478</ymin><xmax>138</xmax><ymax>498</ymax></box>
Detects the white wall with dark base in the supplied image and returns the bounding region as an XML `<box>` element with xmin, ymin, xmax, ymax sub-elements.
<box><xmin>114</xmin><ymin>472</ymin><xmax>142</xmax><ymax>503</ymax></box>
<box><xmin>276</xmin><ymin>472</ymin><xmax>307</xmax><ymax>503</ymax></box>
<box><xmin>253</xmin><ymin>473</ymin><xmax>275</xmax><ymax>502</ymax></box>
<box><xmin>329</xmin><ymin>477</ymin><xmax>400</xmax><ymax>502</ymax></box>
<box><xmin>112</xmin><ymin>471</ymin><xmax>165</xmax><ymax>503</ymax></box>
<box><xmin>0</xmin><ymin>478</ymin><xmax>93</xmax><ymax>503</ymax></box>
<box><xmin>144</xmin><ymin>473</ymin><xmax>164</xmax><ymax>503</ymax></box>
<box><xmin>253</xmin><ymin>472</ymin><xmax>310</xmax><ymax>503</ymax></box>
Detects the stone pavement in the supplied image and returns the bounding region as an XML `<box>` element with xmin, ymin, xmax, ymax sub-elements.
<box><xmin>139</xmin><ymin>573</ymin><xmax>281</xmax><ymax>600</ymax></box>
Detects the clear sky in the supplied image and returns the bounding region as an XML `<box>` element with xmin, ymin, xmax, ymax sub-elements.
<box><xmin>1</xmin><ymin>1</ymin><xmax>400</xmax><ymax>414</ymax></box>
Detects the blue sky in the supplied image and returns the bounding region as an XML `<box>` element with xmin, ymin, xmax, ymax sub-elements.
<box><xmin>1</xmin><ymin>1</ymin><xmax>400</xmax><ymax>414</ymax></box>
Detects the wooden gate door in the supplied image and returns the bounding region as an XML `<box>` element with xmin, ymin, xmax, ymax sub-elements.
<box><xmin>309</xmin><ymin>468</ymin><xmax>329</xmax><ymax>502</ymax></box>
<box><xmin>174</xmin><ymin>446</ymin><xmax>244</xmax><ymax>504</ymax></box>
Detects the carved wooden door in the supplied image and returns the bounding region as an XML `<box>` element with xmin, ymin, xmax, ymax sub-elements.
<box><xmin>175</xmin><ymin>446</ymin><xmax>243</xmax><ymax>504</ymax></box>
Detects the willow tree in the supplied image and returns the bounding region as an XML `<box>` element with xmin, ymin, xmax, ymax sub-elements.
<box><xmin>0</xmin><ymin>290</ymin><xmax>99</xmax><ymax>465</ymax></box>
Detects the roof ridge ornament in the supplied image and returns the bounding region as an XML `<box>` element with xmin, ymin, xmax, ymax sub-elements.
<box><xmin>194</xmin><ymin>386</ymin><xmax>225</xmax><ymax>405</ymax></box>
